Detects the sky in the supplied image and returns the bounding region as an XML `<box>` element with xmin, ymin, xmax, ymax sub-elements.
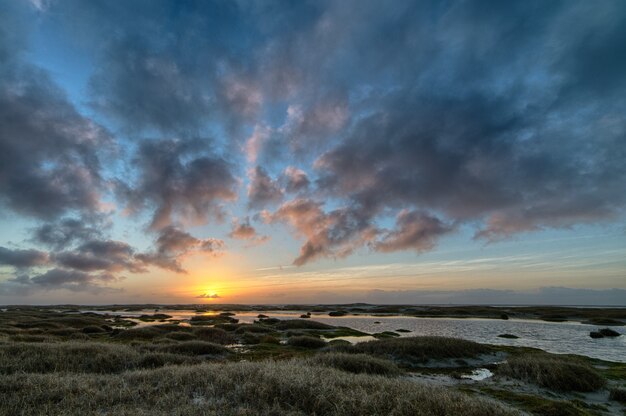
<box><xmin>0</xmin><ymin>0</ymin><xmax>625</xmax><ymax>306</ymax></box>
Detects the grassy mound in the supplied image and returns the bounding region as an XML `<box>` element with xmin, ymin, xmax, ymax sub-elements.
<box><xmin>287</xmin><ymin>336</ymin><xmax>326</xmax><ymax>348</ymax></box>
<box><xmin>333</xmin><ymin>336</ymin><xmax>490</xmax><ymax>365</ymax></box>
<box><xmin>496</xmin><ymin>353</ymin><xmax>606</xmax><ymax>392</ymax></box>
<box><xmin>0</xmin><ymin>361</ymin><xmax>517</xmax><ymax>416</ymax></box>
<box><xmin>306</xmin><ymin>353</ymin><xmax>401</xmax><ymax>376</ymax></box>
<box><xmin>193</xmin><ymin>327</ymin><xmax>236</xmax><ymax>344</ymax></box>
<box><xmin>273</xmin><ymin>319</ymin><xmax>335</xmax><ymax>330</ymax></box>
<box><xmin>156</xmin><ymin>341</ymin><xmax>232</xmax><ymax>356</ymax></box>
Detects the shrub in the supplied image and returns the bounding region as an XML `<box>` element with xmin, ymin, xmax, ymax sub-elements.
<box><xmin>496</xmin><ymin>353</ymin><xmax>606</xmax><ymax>392</ymax></box>
<box><xmin>307</xmin><ymin>353</ymin><xmax>401</xmax><ymax>376</ymax></box>
<box><xmin>287</xmin><ymin>336</ymin><xmax>326</xmax><ymax>349</ymax></box>
<box><xmin>157</xmin><ymin>341</ymin><xmax>232</xmax><ymax>356</ymax></box>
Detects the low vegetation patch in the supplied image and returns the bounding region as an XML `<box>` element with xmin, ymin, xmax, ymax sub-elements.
<box><xmin>193</xmin><ymin>327</ymin><xmax>236</xmax><ymax>344</ymax></box>
<box><xmin>156</xmin><ymin>341</ymin><xmax>232</xmax><ymax>356</ymax></box>
<box><xmin>273</xmin><ymin>319</ymin><xmax>335</xmax><ymax>330</ymax></box>
<box><xmin>287</xmin><ymin>336</ymin><xmax>326</xmax><ymax>348</ymax></box>
<box><xmin>609</xmin><ymin>387</ymin><xmax>626</xmax><ymax>403</ymax></box>
<box><xmin>496</xmin><ymin>353</ymin><xmax>606</xmax><ymax>392</ymax></box>
<box><xmin>0</xmin><ymin>361</ymin><xmax>517</xmax><ymax>415</ymax></box>
<box><xmin>0</xmin><ymin>342</ymin><xmax>140</xmax><ymax>374</ymax></box>
<box><xmin>333</xmin><ymin>336</ymin><xmax>491</xmax><ymax>366</ymax></box>
<box><xmin>306</xmin><ymin>353</ymin><xmax>401</xmax><ymax>376</ymax></box>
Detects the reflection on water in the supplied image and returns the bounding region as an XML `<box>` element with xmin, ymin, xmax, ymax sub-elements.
<box><xmin>86</xmin><ymin>309</ymin><xmax>626</xmax><ymax>362</ymax></box>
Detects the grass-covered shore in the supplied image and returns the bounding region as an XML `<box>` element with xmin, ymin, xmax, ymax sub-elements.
<box><xmin>1</xmin><ymin>307</ymin><xmax>624</xmax><ymax>415</ymax></box>
<box><xmin>7</xmin><ymin>303</ymin><xmax>626</xmax><ymax>325</ymax></box>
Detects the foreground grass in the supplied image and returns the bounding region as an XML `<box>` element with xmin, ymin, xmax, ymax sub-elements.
<box><xmin>0</xmin><ymin>360</ymin><xmax>518</xmax><ymax>416</ymax></box>
<box><xmin>496</xmin><ymin>353</ymin><xmax>606</xmax><ymax>392</ymax></box>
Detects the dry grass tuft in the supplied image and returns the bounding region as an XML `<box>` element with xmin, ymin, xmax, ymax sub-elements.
<box><xmin>306</xmin><ymin>352</ymin><xmax>401</xmax><ymax>376</ymax></box>
<box><xmin>496</xmin><ymin>353</ymin><xmax>606</xmax><ymax>392</ymax></box>
<box><xmin>332</xmin><ymin>336</ymin><xmax>490</xmax><ymax>365</ymax></box>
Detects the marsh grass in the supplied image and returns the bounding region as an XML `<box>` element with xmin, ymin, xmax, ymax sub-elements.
<box><xmin>0</xmin><ymin>360</ymin><xmax>518</xmax><ymax>416</ymax></box>
<box><xmin>0</xmin><ymin>342</ymin><xmax>207</xmax><ymax>374</ymax></box>
<box><xmin>287</xmin><ymin>335</ymin><xmax>327</xmax><ymax>348</ymax></box>
<box><xmin>496</xmin><ymin>353</ymin><xmax>606</xmax><ymax>392</ymax></box>
<box><xmin>332</xmin><ymin>336</ymin><xmax>491</xmax><ymax>365</ymax></box>
<box><xmin>156</xmin><ymin>341</ymin><xmax>232</xmax><ymax>356</ymax></box>
<box><xmin>193</xmin><ymin>327</ymin><xmax>236</xmax><ymax>344</ymax></box>
<box><xmin>306</xmin><ymin>352</ymin><xmax>401</xmax><ymax>376</ymax></box>
<box><xmin>609</xmin><ymin>387</ymin><xmax>626</xmax><ymax>403</ymax></box>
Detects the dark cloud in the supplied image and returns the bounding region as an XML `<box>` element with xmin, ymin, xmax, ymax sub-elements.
<box><xmin>0</xmin><ymin>247</ymin><xmax>49</xmax><ymax>268</ymax></box>
<box><xmin>31</xmin><ymin>218</ymin><xmax>103</xmax><ymax>251</ymax></box>
<box><xmin>53</xmin><ymin>240</ymin><xmax>146</xmax><ymax>273</ymax></box>
<box><xmin>60</xmin><ymin>0</ymin><xmax>253</xmax><ymax>135</ymax></box>
<box><xmin>136</xmin><ymin>226</ymin><xmax>225</xmax><ymax>273</ymax></box>
<box><xmin>118</xmin><ymin>138</ymin><xmax>237</xmax><ymax>230</ymax></box>
<box><xmin>7</xmin><ymin>269</ymin><xmax>123</xmax><ymax>294</ymax></box>
<box><xmin>247</xmin><ymin>166</ymin><xmax>284</xmax><ymax>209</ymax></box>
<box><xmin>0</xmin><ymin>49</ymin><xmax>112</xmax><ymax>221</ymax></box>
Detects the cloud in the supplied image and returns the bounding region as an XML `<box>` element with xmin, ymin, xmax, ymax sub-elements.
<box><xmin>0</xmin><ymin>247</ymin><xmax>49</xmax><ymax>268</ymax></box>
<box><xmin>53</xmin><ymin>240</ymin><xmax>147</xmax><ymax>273</ymax></box>
<box><xmin>3</xmin><ymin>268</ymin><xmax>122</xmax><ymax>294</ymax></box>
<box><xmin>118</xmin><ymin>138</ymin><xmax>237</xmax><ymax>230</ymax></box>
<box><xmin>266</xmin><ymin>198</ymin><xmax>377</xmax><ymax>266</ymax></box>
<box><xmin>229</xmin><ymin>217</ymin><xmax>269</xmax><ymax>246</ymax></box>
<box><xmin>195</xmin><ymin>293</ymin><xmax>221</xmax><ymax>299</ymax></box>
<box><xmin>374</xmin><ymin>210</ymin><xmax>455</xmax><ymax>253</ymax></box>
<box><xmin>0</xmin><ymin>33</ymin><xmax>112</xmax><ymax>221</ymax></box>
<box><xmin>247</xmin><ymin>166</ymin><xmax>284</xmax><ymax>209</ymax></box>
<box><xmin>31</xmin><ymin>218</ymin><xmax>104</xmax><ymax>251</ymax></box>
<box><xmin>136</xmin><ymin>226</ymin><xmax>225</xmax><ymax>273</ymax></box>
<box><xmin>282</xmin><ymin>167</ymin><xmax>310</xmax><ymax>193</ymax></box>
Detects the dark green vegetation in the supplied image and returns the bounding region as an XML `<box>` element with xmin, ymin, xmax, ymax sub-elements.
<box><xmin>609</xmin><ymin>387</ymin><xmax>626</xmax><ymax>403</ymax></box>
<box><xmin>496</xmin><ymin>353</ymin><xmax>606</xmax><ymax>392</ymax></box>
<box><xmin>0</xmin><ymin>307</ymin><xmax>624</xmax><ymax>415</ymax></box>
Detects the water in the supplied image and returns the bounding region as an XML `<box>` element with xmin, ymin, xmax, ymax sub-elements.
<box><xmin>84</xmin><ymin>309</ymin><xmax>626</xmax><ymax>362</ymax></box>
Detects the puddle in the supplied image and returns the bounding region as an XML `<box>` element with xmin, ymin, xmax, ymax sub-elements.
<box><xmin>461</xmin><ymin>368</ymin><xmax>493</xmax><ymax>381</ymax></box>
